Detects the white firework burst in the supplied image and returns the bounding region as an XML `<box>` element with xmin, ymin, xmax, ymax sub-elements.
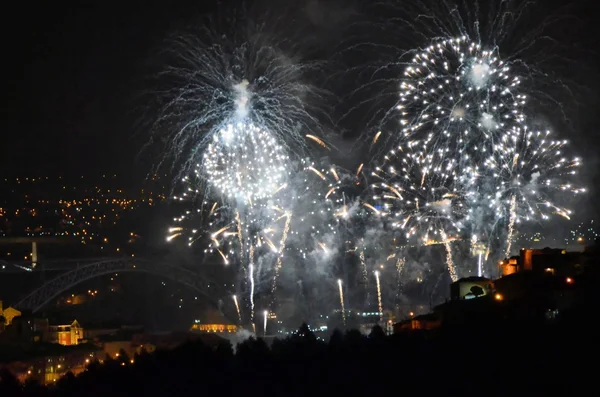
<box><xmin>204</xmin><ymin>122</ymin><xmax>289</xmax><ymax>204</ymax></box>
<box><xmin>397</xmin><ymin>36</ymin><xmax>526</xmax><ymax>162</ymax></box>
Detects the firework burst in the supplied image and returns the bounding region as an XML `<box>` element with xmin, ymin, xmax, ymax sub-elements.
<box><xmin>398</xmin><ymin>37</ymin><xmax>524</xmax><ymax>147</ymax></box>
<box><xmin>150</xmin><ymin>7</ymin><xmax>329</xmax><ymax>178</ymax></box>
<box><xmin>369</xmin><ymin>138</ymin><xmax>470</xmax><ymax>280</ymax></box>
<box><xmin>477</xmin><ymin>125</ymin><xmax>585</xmax><ymax>257</ymax></box>
<box><xmin>204</xmin><ymin>122</ymin><xmax>288</xmax><ymax>204</ymax></box>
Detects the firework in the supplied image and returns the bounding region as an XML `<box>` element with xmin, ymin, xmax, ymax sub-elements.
<box><xmin>263</xmin><ymin>310</ymin><xmax>269</xmax><ymax>336</ymax></box>
<box><xmin>169</xmin><ymin>162</ymin><xmax>293</xmax><ymax>322</ymax></box>
<box><xmin>204</xmin><ymin>122</ymin><xmax>289</xmax><ymax>203</ymax></box>
<box><xmin>233</xmin><ymin>295</ymin><xmax>242</xmax><ymax>324</ymax></box>
<box><xmin>150</xmin><ymin>7</ymin><xmax>330</xmax><ymax>178</ymax></box>
<box><xmin>479</xmin><ymin>126</ymin><xmax>584</xmax><ymax>257</ymax></box>
<box><xmin>396</xmin><ymin>37</ymin><xmax>526</xmax><ymax>159</ymax></box>
<box><xmin>365</xmin><ymin>17</ymin><xmax>585</xmax><ymax>277</ymax></box>
<box><xmin>368</xmin><ymin>139</ymin><xmax>467</xmax><ymax>280</ymax></box>
<box><xmin>337</xmin><ymin>279</ymin><xmax>346</xmax><ymax>325</ymax></box>
<box><xmin>370</xmin><ymin>138</ymin><xmax>469</xmax><ymax>245</ymax></box>
<box><xmin>154</xmin><ymin>4</ymin><xmax>339</xmax><ymax>325</ymax></box>
<box><xmin>374</xmin><ymin>270</ymin><xmax>383</xmax><ymax>320</ymax></box>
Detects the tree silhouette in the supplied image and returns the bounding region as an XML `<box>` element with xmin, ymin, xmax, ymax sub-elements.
<box><xmin>369</xmin><ymin>324</ymin><xmax>387</xmax><ymax>340</ymax></box>
<box><xmin>0</xmin><ymin>368</ymin><xmax>21</xmax><ymax>396</ymax></box>
<box><xmin>470</xmin><ymin>285</ymin><xmax>485</xmax><ymax>297</ymax></box>
<box><xmin>0</xmin><ymin>306</ymin><xmax>597</xmax><ymax>396</ymax></box>
<box><xmin>329</xmin><ymin>329</ymin><xmax>344</xmax><ymax>346</ymax></box>
<box><xmin>297</xmin><ymin>323</ymin><xmax>316</xmax><ymax>341</ymax></box>
<box><xmin>22</xmin><ymin>379</ymin><xmax>45</xmax><ymax>397</ymax></box>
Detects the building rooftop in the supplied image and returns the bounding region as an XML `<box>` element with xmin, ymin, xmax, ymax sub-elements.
<box><xmin>452</xmin><ymin>276</ymin><xmax>492</xmax><ymax>284</ymax></box>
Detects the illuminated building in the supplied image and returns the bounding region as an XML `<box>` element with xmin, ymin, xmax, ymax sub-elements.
<box><xmin>0</xmin><ymin>301</ymin><xmax>22</xmax><ymax>325</ymax></box>
<box><xmin>357</xmin><ymin>311</ymin><xmax>385</xmax><ymax>335</ymax></box>
<box><xmin>190</xmin><ymin>309</ymin><xmax>238</xmax><ymax>334</ymax></box>
<box><xmin>500</xmin><ymin>248</ymin><xmax>585</xmax><ymax>277</ymax></box>
<box><xmin>44</xmin><ymin>320</ymin><xmax>83</xmax><ymax>346</ymax></box>
<box><xmin>10</xmin><ymin>351</ymin><xmax>97</xmax><ymax>386</ymax></box>
<box><xmin>394</xmin><ymin>313</ymin><xmax>441</xmax><ymax>332</ymax></box>
<box><xmin>324</xmin><ymin>309</ymin><xmax>393</xmax><ymax>335</ymax></box>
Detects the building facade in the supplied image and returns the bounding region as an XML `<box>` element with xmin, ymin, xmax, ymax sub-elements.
<box><xmin>44</xmin><ymin>320</ymin><xmax>83</xmax><ymax>346</ymax></box>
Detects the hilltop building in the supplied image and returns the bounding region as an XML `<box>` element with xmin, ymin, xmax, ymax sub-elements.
<box><xmin>395</xmin><ymin>245</ymin><xmax>599</xmax><ymax>333</ymax></box>
<box><xmin>0</xmin><ymin>300</ymin><xmax>22</xmax><ymax>325</ymax></box>
<box><xmin>190</xmin><ymin>309</ymin><xmax>237</xmax><ymax>334</ymax></box>
<box><xmin>42</xmin><ymin>320</ymin><xmax>84</xmax><ymax>345</ymax></box>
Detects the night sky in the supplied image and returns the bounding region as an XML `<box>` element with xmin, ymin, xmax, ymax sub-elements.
<box><xmin>2</xmin><ymin>0</ymin><xmax>599</xmax><ymax>215</ymax></box>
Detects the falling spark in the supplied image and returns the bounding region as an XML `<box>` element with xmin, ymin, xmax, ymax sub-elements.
<box><xmin>308</xmin><ymin>167</ymin><xmax>326</xmax><ymax>180</ymax></box>
<box><xmin>356</xmin><ymin>163</ymin><xmax>364</xmax><ymax>177</ymax></box>
<box><xmin>216</xmin><ymin>249</ymin><xmax>229</xmax><ymax>265</ymax></box>
<box><xmin>273</xmin><ymin>184</ymin><xmax>288</xmax><ymax>195</ymax></box>
<box><xmin>330</xmin><ymin>167</ymin><xmax>340</xmax><ymax>181</ymax></box>
<box><xmin>272</xmin><ymin>206</ymin><xmax>285</xmax><ymax>213</ymax></box>
<box><xmin>440</xmin><ymin>230</ymin><xmax>458</xmax><ymax>281</ymax></box>
<box><xmin>318</xmin><ymin>242</ymin><xmax>328</xmax><ymax>253</ymax></box>
<box><xmin>166</xmin><ymin>233</ymin><xmax>181</xmax><ymax>242</ymax></box>
<box><xmin>334</xmin><ymin>205</ymin><xmax>348</xmax><ymax>218</ymax></box>
<box><xmin>362</xmin><ymin>202</ymin><xmax>380</xmax><ymax>215</ymax></box>
<box><xmin>271</xmin><ymin>213</ymin><xmax>293</xmax><ymax>297</ymax></box>
<box><xmin>395</xmin><ymin>257</ymin><xmax>406</xmax><ymax>301</ymax></box>
<box><xmin>337</xmin><ymin>279</ymin><xmax>346</xmax><ymax>326</ymax></box>
<box><xmin>325</xmin><ymin>186</ymin><xmax>338</xmax><ymax>199</ymax></box>
<box><xmin>359</xmin><ymin>245</ymin><xmax>368</xmax><ymax>285</ymax></box>
<box><xmin>235</xmin><ymin>210</ymin><xmax>243</xmax><ymax>251</ymax></box>
<box><xmin>233</xmin><ymin>295</ymin><xmax>242</xmax><ymax>324</ymax></box>
<box><xmin>263</xmin><ymin>310</ymin><xmax>268</xmax><ymax>336</ymax></box>
<box><xmin>371</xmin><ymin>131</ymin><xmax>382</xmax><ymax>148</ymax></box>
<box><xmin>505</xmin><ymin>195</ymin><xmax>517</xmax><ymax>258</ymax></box>
<box><xmin>249</xmin><ymin>244</ymin><xmax>255</xmax><ymax>322</ymax></box>
<box><xmin>306</xmin><ymin>134</ymin><xmax>329</xmax><ymax>150</ymax></box>
<box><xmin>211</xmin><ymin>225</ymin><xmax>231</xmax><ymax>239</ymax></box>
<box><xmin>208</xmin><ymin>202</ymin><xmax>218</xmax><ymax>216</ymax></box>
<box><xmin>374</xmin><ymin>270</ymin><xmax>383</xmax><ymax>321</ymax></box>
<box><xmin>264</xmin><ymin>237</ymin><xmax>278</xmax><ymax>252</ymax></box>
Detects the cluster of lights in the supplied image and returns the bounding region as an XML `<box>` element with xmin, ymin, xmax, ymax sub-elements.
<box><xmin>566</xmin><ymin>220</ymin><xmax>599</xmax><ymax>246</ymax></box>
<box><xmin>0</xmin><ymin>175</ymin><xmax>168</xmax><ymax>255</ymax></box>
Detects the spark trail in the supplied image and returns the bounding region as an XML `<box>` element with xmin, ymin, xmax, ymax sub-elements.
<box><xmin>270</xmin><ymin>212</ymin><xmax>292</xmax><ymax>298</ymax></box>
<box><xmin>374</xmin><ymin>270</ymin><xmax>383</xmax><ymax>320</ymax></box>
<box><xmin>233</xmin><ymin>295</ymin><xmax>242</xmax><ymax>324</ymax></box>
<box><xmin>337</xmin><ymin>279</ymin><xmax>346</xmax><ymax>326</ymax></box>
<box><xmin>263</xmin><ymin>310</ymin><xmax>268</xmax><ymax>336</ymax></box>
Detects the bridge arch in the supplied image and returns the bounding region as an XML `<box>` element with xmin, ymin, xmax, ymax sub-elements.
<box><xmin>14</xmin><ymin>258</ymin><xmax>234</xmax><ymax>319</ymax></box>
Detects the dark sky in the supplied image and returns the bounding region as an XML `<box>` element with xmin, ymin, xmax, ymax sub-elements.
<box><xmin>2</xmin><ymin>0</ymin><xmax>599</xmax><ymax>211</ymax></box>
<box><xmin>1</xmin><ymin>1</ymin><xmax>220</xmax><ymax>179</ymax></box>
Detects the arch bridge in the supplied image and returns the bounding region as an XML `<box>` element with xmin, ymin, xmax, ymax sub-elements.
<box><xmin>14</xmin><ymin>258</ymin><xmax>234</xmax><ymax>315</ymax></box>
